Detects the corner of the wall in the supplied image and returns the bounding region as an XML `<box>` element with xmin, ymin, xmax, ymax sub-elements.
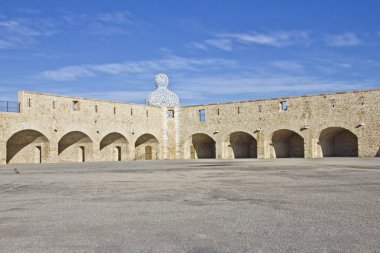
<box><xmin>17</xmin><ymin>91</ymin><xmax>24</xmax><ymax>113</ymax></box>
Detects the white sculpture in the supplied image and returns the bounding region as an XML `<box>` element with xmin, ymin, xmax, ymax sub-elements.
<box><xmin>146</xmin><ymin>73</ymin><xmax>179</xmax><ymax>107</ymax></box>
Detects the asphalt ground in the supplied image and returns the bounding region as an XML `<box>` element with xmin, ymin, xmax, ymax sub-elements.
<box><xmin>0</xmin><ymin>158</ymin><xmax>379</xmax><ymax>253</ymax></box>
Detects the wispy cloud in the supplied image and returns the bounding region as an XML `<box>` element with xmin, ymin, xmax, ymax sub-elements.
<box><xmin>205</xmin><ymin>39</ymin><xmax>232</xmax><ymax>51</ymax></box>
<box><xmin>175</xmin><ymin>74</ymin><xmax>377</xmax><ymax>104</ymax></box>
<box><xmin>218</xmin><ymin>31</ymin><xmax>309</xmax><ymax>47</ymax></box>
<box><xmin>97</xmin><ymin>11</ymin><xmax>132</xmax><ymax>24</ymax></box>
<box><xmin>62</xmin><ymin>10</ymin><xmax>134</xmax><ymax>36</ymax></box>
<box><xmin>42</xmin><ymin>66</ymin><xmax>95</xmax><ymax>81</ymax></box>
<box><xmin>271</xmin><ymin>60</ymin><xmax>303</xmax><ymax>72</ymax></box>
<box><xmin>0</xmin><ymin>18</ymin><xmax>55</xmax><ymax>48</ymax></box>
<box><xmin>40</xmin><ymin>55</ymin><xmax>238</xmax><ymax>81</ymax></box>
<box><xmin>189</xmin><ymin>30</ymin><xmax>310</xmax><ymax>51</ymax></box>
<box><xmin>186</xmin><ymin>42</ymin><xmax>208</xmax><ymax>51</ymax></box>
<box><xmin>325</xmin><ymin>33</ymin><xmax>361</xmax><ymax>47</ymax></box>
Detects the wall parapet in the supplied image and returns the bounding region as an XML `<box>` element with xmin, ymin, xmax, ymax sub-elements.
<box><xmin>0</xmin><ymin>88</ymin><xmax>379</xmax><ymax>164</ymax></box>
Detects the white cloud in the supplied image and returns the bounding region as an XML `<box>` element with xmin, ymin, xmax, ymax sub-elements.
<box><xmin>325</xmin><ymin>33</ymin><xmax>361</xmax><ymax>47</ymax></box>
<box><xmin>0</xmin><ymin>18</ymin><xmax>55</xmax><ymax>49</ymax></box>
<box><xmin>97</xmin><ymin>11</ymin><xmax>132</xmax><ymax>24</ymax></box>
<box><xmin>205</xmin><ymin>39</ymin><xmax>232</xmax><ymax>51</ymax></box>
<box><xmin>0</xmin><ymin>20</ymin><xmax>41</xmax><ymax>36</ymax></box>
<box><xmin>187</xmin><ymin>41</ymin><xmax>208</xmax><ymax>51</ymax></box>
<box><xmin>271</xmin><ymin>61</ymin><xmax>303</xmax><ymax>72</ymax></box>
<box><xmin>41</xmin><ymin>55</ymin><xmax>238</xmax><ymax>81</ymax></box>
<box><xmin>0</xmin><ymin>39</ymin><xmax>13</xmax><ymax>49</ymax></box>
<box><xmin>188</xmin><ymin>31</ymin><xmax>309</xmax><ymax>51</ymax></box>
<box><xmin>58</xmin><ymin>10</ymin><xmax>134</xmax><ymax>36</ymax></box>
<box><xmin>42</xmin><ymin>66</ymin><xmax>95</xmax><ymax>81</ymax></box>
<box><xmin>337</xmin><ymin>63</ymin><xmax>352</xmax><ymax>68</ymax></box>
<box><xmin>219</xmin><ymin>31</ymin><xmax>309</xmax><ymax>47</ymax></box>
<box><xmin>175</xmin><ymin>74</ymin><xmax>375</xmax><ymax>101</ymax></box>
<box><xmin>84</xmin><ymin>11</ymin><xmax>134</xmax><ymax>35</ymax></box>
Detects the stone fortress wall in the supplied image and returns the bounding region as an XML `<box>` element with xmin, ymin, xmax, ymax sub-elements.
<box><xmin>0</xmin><ymin>88</ymin><xmax>379</xmax><ymax>164</ymax></box>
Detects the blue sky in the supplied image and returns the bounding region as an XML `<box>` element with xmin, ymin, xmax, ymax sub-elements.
<box><xmin>0</xmin><ymin>0</ymin><xmax>379</xmax><ymax>105</ymax></box>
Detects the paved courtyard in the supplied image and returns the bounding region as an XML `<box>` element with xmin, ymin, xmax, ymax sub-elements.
<box><xmin>0</xmin><ymin>158</ymin><xmax>379</xmax><ymax>252</ymax></box>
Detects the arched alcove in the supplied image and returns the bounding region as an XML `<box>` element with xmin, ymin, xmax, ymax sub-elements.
<box><xmin>7</xmin><ymin>129</ymin><xmax>49</xmax><ymax>164</ymax></box>
<box><xmin>191</xmin><ymin>133</ymin><xmax>216</xmax><ymax>159</ymax></box>
<box><xmin>100</xmin><ymin>132</ymin><xmax>129</xmax><ymax>161</ymax></box>
<box><xmin>271</xmin><ymin>129</ymin><xmax>304</xmax><ymax>158</ymax></box>
<box><xmin>58</xmin><ymin>131</ymin><xmax>93</xmax><ymax>162</ymax></box>
<box><xmin>319</xmin><ymin>127</ymin><xmax>358</xmax><ymax>157</ymax></box>
<box><xmin>135</xmin><ymin>134</ymin><xmax>159</xmax><ymax>160</ymax></box>
<box><xmin>228</xmin><ymin>131</ymin><xmax>257</xmax><ymax>158</ymax></box>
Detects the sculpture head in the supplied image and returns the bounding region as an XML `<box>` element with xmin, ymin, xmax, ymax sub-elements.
<box><xmin>155</xmin><ymin>73</ymin><xmax>169</xmax><ymax>88</ymax></box>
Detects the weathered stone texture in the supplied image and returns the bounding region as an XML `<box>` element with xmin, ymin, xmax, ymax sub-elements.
<box><xmin>0</xmin><ymin>88</ymin><xmax>379</xmax><ymax>164</ymax></box>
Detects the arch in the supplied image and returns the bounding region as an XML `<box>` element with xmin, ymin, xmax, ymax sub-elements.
<box><xmin>319</xmin><ymin>127</ymin><xmax>358</xmax><ymax>157</ymax></box>
<box><xmin>58</xmin><ymin>131</ymin><xmax>93</xmax><ymax>162</ymax></box>
<box><xmin>135</xmin><ymin>133</ymin><xmax>159</xmax><ymax>160</ymax></box>
<box><xmin>271</xmin><ymin>129</ymin><xmax>304</xmax><ymax>158</ymax></box>
<box><xmin>191</xmin><ymin>133</ymin><xmax>216</xmax><ymax>159</ymax></box>
<box><xmin>100</xmin><ymin>132</ymin><xmax>129</xmax><ymax>161</ymax></box>
<box><xmin>6</xmin><ymin>129</ymin><xmax>49</xmax><ymax>164</ymax></box>
<box><xmin>227</xmin><ymin>131</ymin><xmax>257</xmax><ymax>159</ymax></box>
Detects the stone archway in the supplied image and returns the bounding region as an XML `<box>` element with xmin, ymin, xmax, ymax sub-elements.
<box><xmin>135</xmin><ymin>134</ymin><xmax>159</xmax><ymax>160</ymax></box>
<box><xmin>228</xmin><ymin>131</ymin><xmax>257</xmax><ymax>159</ymax></box>
<box><xmin>271</xmin><ymin>129</ymin><xmax>304</xmax><ymax>158</ymax></box>
<box><xmin>58</xmin><ymin>131</ymin><xmax>93</xmax><ymax>162</ymax></box>
<box><xmin>319</xmin><ymin>127</ymin><xmax>358</xmax><ymax>157</ymax></box>
<box><xmin>191</xmin><ymin>133</ymin><xmax>216</xmax><ymax>159</ymax></box>
<box><xmin>6</xmin><ymin>129</ymin><xmax>49</xmax><ymax>164</ymax></box>
<box><xmin>100</xmin><ymin>132</ymin><xmax>129</xmax><ymax>161</ymax></box>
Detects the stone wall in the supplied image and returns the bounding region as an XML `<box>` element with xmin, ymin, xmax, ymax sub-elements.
<box><xmin>0</xmin><ymin>91</ymin><xmax>163</xmax><ymax>164</ymax></box>
<box><xmin>177</xmin><ymin>88</ymin><xmax>380</xmax><ymax>159</ymax></box>
<box><xmin>0</xmin><ymin>88</ymin><xmax>379</xmax><ymax>164</ymax></box>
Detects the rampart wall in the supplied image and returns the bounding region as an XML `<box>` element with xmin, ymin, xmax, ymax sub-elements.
<box><xmin>0</xmin><ymin>89</ymin><xmax>379</xmax><ymax>164</ymax></box>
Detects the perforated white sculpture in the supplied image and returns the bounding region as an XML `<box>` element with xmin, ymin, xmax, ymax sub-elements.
<box><xmin>146</xmin><ymin>73</ymin><xmax>179</xmax><ymax>107</ymax></box>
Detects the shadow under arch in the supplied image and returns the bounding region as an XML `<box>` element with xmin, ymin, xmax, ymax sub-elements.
<box><xmin>191</xmin><ymin>133</ymin><xmax>216</xmax><ymax>159</ymax></box>
<box><xmin>100</xmin><ymin>132</ymin><xmax>129</xmax><ymax>161</ymax></box>
<box><xmin>135</xmin><ymin>133</ymin><xmax>159</xmax><ymax>160</ymax></box>
<box><xmin>319</xmin><ymin>127</ymin><xmax>358</xmax><ymax>157</ymax></box>
<box><xmin>227</xmin><ymin>131</ymin><xmax>257</xmax><ymax>159</ymax></box>
<box><xmin>6</xmin><ymin>129</ymin><xmax>49</xmax><ymax>164</ymax></box>
<box><xmin>271</xmin><ymin>129</ymin><xmax>304</xmax><ymax>158</ymax></box>
<box><xmin>58</xmin><ymin>131</ymin><xmax>93</xmax><ymax>162</ymax></box>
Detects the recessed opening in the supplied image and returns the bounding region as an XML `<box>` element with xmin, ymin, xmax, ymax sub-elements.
<box><xmin>113</xmin><ymin>107</ymin><xmax>116</xmax><ymax>115</ymax></box>
<box><xmin>72</xmin><ymin>101</ymin><xmax>80</xmax><ymax>111</ymax></box>
<box><xmin>217</xmin><ymin>108</ymin><xmax>220</xmax><ymax>116</ymax></box>
<box><xmin>199</xmin><ymin>109</ymin><xmax>206</xmax><ymax>122</ymax></box>
<box><xmin>95</xmin><ymin>105</ymin><xmax>98</xmax><ymax>113</ymax></box>
<box><xmin>79</xmin><ymin>146</ymin><xmax>85</xmax><ymax>162</ymax></box>
<box><xmin>330</xmin><ymin>99</ymin><xmax>336</xmax><ymax>108</ymax></box>
<box><xmin>35</xmin><ymin>146</ymin><xmax>42</xmax><ymax>163</ymax></box>
<box><xmin>130</xmin><ymin>109</ymin><xmax>133</xmax><ymax>116</ymax></box>
<box><xmin>28</xmin><ymin>98</ymin><xmax>31</xmax><ymax>108</ymax></box>
<box><xmin>280</xmin><ymin>101</ymin><xmax>287</xmax><ymax>111</ymax></box>
<box><xmin>259</xmin><ymin>105</ymin><xmax>262</xmax><ymax>112</ymax></box>
<box><xmin>116</xmin><ymin>146</ymin><xmax>121</xmax><ymax>161</ymax></box>
<box><xmin>53</xmin><ymin>101</ymin><xmax>55</xmax><ymax>109</ymax></box>
<box><xmin>359</xmin><ymin>96</ymin><xmax>365</xmax><ymax>105</ymax></box>
<box><xmin>167</xmin><ymin>110</ymin><xmax>174</xmax><ymax>118</ymax></box>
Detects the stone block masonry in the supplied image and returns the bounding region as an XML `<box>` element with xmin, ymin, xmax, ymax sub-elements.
<box><xmin>0</xmin><ymin>88</ymin><xmax>379</xmax><ymax>164</ymax></box>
